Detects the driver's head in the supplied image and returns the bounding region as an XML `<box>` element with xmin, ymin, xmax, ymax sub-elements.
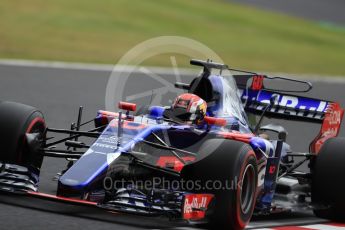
<box><xmin>171</xmin><ymin>93</ymin><xmax>207</xmax><ymax>124</ymax></box>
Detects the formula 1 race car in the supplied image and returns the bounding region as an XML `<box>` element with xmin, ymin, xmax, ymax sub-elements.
<box><xmin>0</xmin><ymin>59</ymin><xmax>344</xmax><ymax>230</ymax></box>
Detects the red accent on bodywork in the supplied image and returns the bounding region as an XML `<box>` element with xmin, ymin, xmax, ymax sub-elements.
<box><xmin>109</xmin><ymin>120</ymin><xmax>146</xmax><ymax>130</ymax></box>
<box><xmin>310</xmin><ymin>102</ymin><xmax>344</xmax><ymax>153</ymax></box>
<box><xmin>218</xmin><ymin>132</ymin><xmax>253</xmax><ymax>144</ymax></box>
<box><xmin>156</xmin><ymin>156</ymin><xmax>195</xmax><ymax>172</ymax></box>
<box><xmin>27</xmin><ymin>191</ymin><xmax>97</xmax><ymax>206</ymax></box>
<box><xmin>97</xmin><ymin>110</ymin><xmax>133</xmax><ymax>125</ymax></box>
<box><xmin>118</xmin><ymin>102</ymin><xmax>137</xmax><ymax>112</ymax></box>
<box><xmin>251</xmin><ymin>75</ymin><xmax>264</xmax><ymax>90</ymax></box>
<box><xmin>204</xmin><ymin>116</ymin><xmax>227</xmax><ymax>127</ymax></box>
<box><xmin>122</xmin><ymin>121</ymin><xmax>146</xmax><ymax>130</ymax></box>
<box><xmin>98</xmin><ymin>110</ymin><xmax>121</xmax><ymax>117</ymax></box>
<box><xmin>182</xmin><ymin>193</ymin><xmax>214</xmax><ymax>220</ymax></box>
<box><xmin>269</xmin><ymin>165</ymin><xmax>276</xmax><ymax>174</ymax></box>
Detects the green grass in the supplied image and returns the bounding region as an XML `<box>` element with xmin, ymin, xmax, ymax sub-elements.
<box><xmin>1</xmin><ymin>0</ymin><xmax>345</xmax><ymax>75</ymax></box>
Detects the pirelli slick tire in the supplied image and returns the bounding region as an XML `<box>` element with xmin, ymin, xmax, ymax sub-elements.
<box><xmin>312</xmin><ymin>137</ymin><xmax>345</xmax><ymax>221</ymax></box>
<box><xmin>181</xmin><ymin>139</ymin><xmax>258</xmax><ymax>230</ymax></box>
<box><xmin>0</xmin><ymin>101</ymin><xmax>46</xmax><ymax>170</ymax></box>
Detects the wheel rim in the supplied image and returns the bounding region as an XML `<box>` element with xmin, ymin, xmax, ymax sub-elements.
<box><xmin>20</xmin><ymin>117</ymin><xmax>46</xmax><ymax>165</ymax></box>
<box><xmin>240</xmin><ymin>164</ymin><xmax>255</xmax><ymax>214</ymax></box>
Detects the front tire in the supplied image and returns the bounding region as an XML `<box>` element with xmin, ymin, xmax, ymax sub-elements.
<box><xmin>0</xmin><ymin>101</ymin><xmax>46</xmax><ymax>170</ymax></box>
<box><xmin>181</xmin><ymin>139</ymin><xmax>258</xmax><ymax>230</ymax></box>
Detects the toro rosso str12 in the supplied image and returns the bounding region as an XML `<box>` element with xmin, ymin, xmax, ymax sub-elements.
<box><xmin>0</xmin><ymin>59</ymin><xmax>344</xmax><ymax>230</ymax></box>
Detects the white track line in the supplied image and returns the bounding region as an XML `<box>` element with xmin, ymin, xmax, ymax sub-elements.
<box><xmin>0</xmin><ymin>59</ymin><xmax>196</xmax><ymax>76</ymax></box>
<box><xmin>302</xmin><ymin>224</ymin><xmax>345</xmax><ymax>230</ymax></box>
<box><xmin>0</xmin><ymin>59</ymin><xmax>113</xmax><ymax>71</ymax></box>
<box><xmin>251</xmin><ymin>228</ymin><xmax>274</xmax><ymax>230</ymax></box>
<box><xmin>0</xmin><ymin>59</ymin><xmax>344</xmax><ymax>83</ymax></box>
<box><xmin>250</xmin><ymin>224</ymin><xmax>345</xmax><ymax>230</ymax></box>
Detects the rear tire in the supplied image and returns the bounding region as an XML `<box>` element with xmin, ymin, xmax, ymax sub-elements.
<box><xmin>0</xmin><ymin>101</ymin><xmax>46</xmax><ymax>170</ymax></box>
<box><xmin>312</xmin><ymin>137</ymin><xmax>345</xmax><ymax>221</ymax></box>
<box><xmin>181</xmin><ymin>139</ymin><xmax>258</xmax><ymax>230</ymax></box>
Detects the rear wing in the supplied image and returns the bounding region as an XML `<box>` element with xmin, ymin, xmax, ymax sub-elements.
<box><xmin>233</xmin><ymin>74</ymin><xmax>344</xmax><ymax>153</ymax></box>
<box><xmin>235</xmin><ymin>75</ymin><xmax>327</xmax><ymax>123</ymax></box>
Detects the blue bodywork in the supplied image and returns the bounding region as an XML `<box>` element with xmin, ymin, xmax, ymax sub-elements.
<box><xmin>58</xmin><ymin>72</ymin><xmax>329</xmax><ymax>211</ymax></box>
<box><xmin>59</xmin><ymin>74</ymin><xmax>254</xmax><ymax>191</ymax></box>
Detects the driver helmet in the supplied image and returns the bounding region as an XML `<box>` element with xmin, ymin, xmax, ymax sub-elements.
<box><xmin>171</xmin><ymin>93</ymin><xmax>207</xmax><ymax>124</ymax></box>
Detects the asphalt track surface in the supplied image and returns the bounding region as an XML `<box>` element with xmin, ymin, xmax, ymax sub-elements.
<box><xmin>0</xmin><ymin>62</ymin><xmax>344</xmax><ymax>229</ymax></box>
<box><xmin>230</xmin><ymin>0</ymin><xmax>345</xmax><ymax>26</ymax></box>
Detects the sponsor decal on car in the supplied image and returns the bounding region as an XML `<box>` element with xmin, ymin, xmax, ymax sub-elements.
<box><xmin>98</xmin><ymin>136</ymin><xmax>119</xmax><ymax>144</ymax></box>
<box><xmin>239</xmin><ymin>89</ymin><xmax>329</xmax><ymax>120</ymax></box>
<box><xmin>182</xmin><ymin>193</ymin><xmax>214</xmax><ymax>220</ymax></box>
